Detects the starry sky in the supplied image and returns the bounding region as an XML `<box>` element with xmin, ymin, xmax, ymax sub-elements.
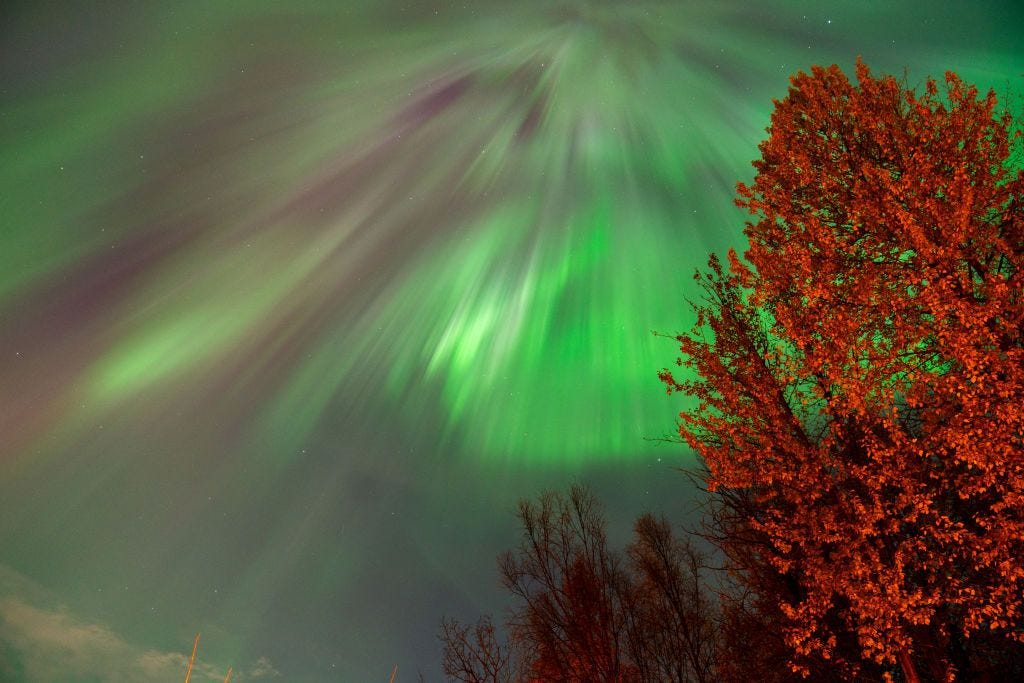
<box><xmin>1</xmin><ymin>1</ymin><xmax>1022</xmax><ymax>680</ymax></box>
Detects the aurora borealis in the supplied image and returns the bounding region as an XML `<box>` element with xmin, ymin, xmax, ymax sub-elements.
<box><xmin>1</xmin><ymin>1</ymin><xmax>1022</xmax><ymax>680</ymax></box>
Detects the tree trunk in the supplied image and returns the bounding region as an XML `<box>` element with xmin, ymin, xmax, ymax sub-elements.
<box><xmin>898</xmin><ymin>646</ymin><xmax>921</xmax><ymax>683</ymax></box>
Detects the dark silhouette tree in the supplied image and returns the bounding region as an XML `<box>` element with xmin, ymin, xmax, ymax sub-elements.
<box><xmin>440</xmin><ymin>615</ymin><xmax>523</xmax><ymax>683</ymax></box>
<box><xmin>625</xmin><ymin>513</ymin><xmax>717</xmax><ymax>683</ymax></box>
<box><xmin>501</xmin><ymin>486</ymin><xmax>633</xmax><ymax>682</ymax></box>
<box><xmin>439</xmin><ymin>486</ymin><xmax>719</xmax><ymax>682</ymax></box>
<box><xmin>661</xmin><ymin>60</ymin><xmax>1024</xmax><ymax>681</ymax></box>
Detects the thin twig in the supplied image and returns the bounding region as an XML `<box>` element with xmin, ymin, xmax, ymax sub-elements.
<box><xmin>183</xmin><ymin>633</ymin><xmax>199</xmax><ymax>683</ymax></box>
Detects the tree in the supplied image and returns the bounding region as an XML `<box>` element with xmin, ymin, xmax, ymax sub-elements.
<box><xmin>440</xmin><ymin>615</ymin><xmax>523</xmax><ymax>683</ymax></box>
<box><xmin>439</xmin><ymin>486</ymin><xmax>719</xmax><ymax>682</ymax></box>
<box><xmin>660</xmin><ymin>60</ymin><xmax>1024</xmax><ymax>681</ymax></box>
<box><xmin>626</xmin><ymin>513</ymin><xmax>717</xmax><ymax>682</ymax></box>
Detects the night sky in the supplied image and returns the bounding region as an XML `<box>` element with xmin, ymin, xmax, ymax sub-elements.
<box><xmin>1</xmin><ymin>2</ymin><xmax>1022</xmax><ymax>680</ymax></box>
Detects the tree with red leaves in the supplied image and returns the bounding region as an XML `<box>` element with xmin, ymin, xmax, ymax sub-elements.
<box><xmin>661</xmin><ymin>60</ymin><xmax>1024</xmax><ymax>681</ymax></box>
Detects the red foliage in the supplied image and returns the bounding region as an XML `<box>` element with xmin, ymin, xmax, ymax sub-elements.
<box><xmin>662</xmin><ymin>61</ymin><xmax>1024</xmax><ymax>680</ymax></box>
